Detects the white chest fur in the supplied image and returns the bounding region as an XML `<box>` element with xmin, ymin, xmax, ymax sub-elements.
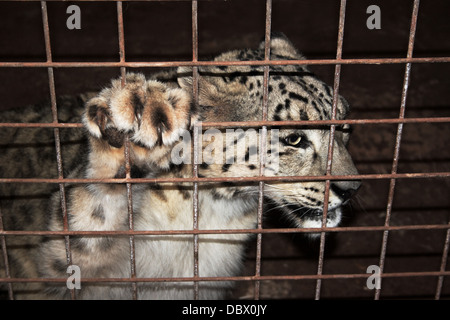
<box><xmin>131</xmin><ymin>189</ymin><xmax>258</xmax><ymax>299</ymax></box>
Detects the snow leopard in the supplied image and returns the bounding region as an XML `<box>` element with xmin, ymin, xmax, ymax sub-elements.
<box><xmin>0</xmin><ymin>33</ymin><xmax>360</xmax><ymax>299</ymax></box>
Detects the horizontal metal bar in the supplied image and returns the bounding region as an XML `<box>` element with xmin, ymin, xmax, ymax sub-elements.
<box><xmin>1</xmin><ymin>117</ymin><xmax>449</xmax><ymax>129</ymax></box>
<box><xmin>1</xmin><ymin>223</ymin><xmax>449</xmax><ymax>237</ymax></box>
<box><xmin>1</xmin><ymin>57</ymin><xmax>450</xmax><ymax>69</ymax></box>
<box><xmin>0</xmin><ymin>172</ymin><xmax>449</xmax><ymax>185</ymax></box>
<box><xmin>1</xmin><ymin>270</ymin><xmax>450</xmax><ymax>284</ymax></box>
<box><xmin>0</xmin><ymin>123</ymin><xmax>83</xmax><ymax>128</ymax></box>
<box><xmin>198</xmin><ymin>117</ymin><xmax>450</xmax><ymax>128</ymax></box>
<box><xmin>5</xmin><ymin>0</ymin><xmax>214</xmax><ymax>2</ymax></box>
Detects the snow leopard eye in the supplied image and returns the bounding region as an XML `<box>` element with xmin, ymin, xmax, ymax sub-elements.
<box><xmin>283</xmin><ymin>133</ymin><xmax>309</xmax><ymax>149</ymax></box>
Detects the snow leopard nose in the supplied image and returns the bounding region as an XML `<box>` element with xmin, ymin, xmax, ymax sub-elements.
<box><xmin>331</xmin><ymin>181</ymin><xmax>360</xmax><ymax>203</ymax></box>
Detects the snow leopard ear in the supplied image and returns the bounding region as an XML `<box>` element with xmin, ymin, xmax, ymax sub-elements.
<box><xmin>259</xmin><ymin>32</ymin><xmax>304</xmax><ymax>60</ymax></box>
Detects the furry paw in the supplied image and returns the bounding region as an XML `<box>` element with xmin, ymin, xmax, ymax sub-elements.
<box><xmin>83</xmin><ymin>73</ymin><xmax>195</xmax><ymax>149</ymax></box>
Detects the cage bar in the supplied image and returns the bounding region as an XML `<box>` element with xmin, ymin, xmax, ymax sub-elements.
<box><xmin>40</xmin><ymin>0</ymin><xmax>75</xmax><ymax>300</ymax></box>
<box><xmin>1</xmin><ymin>171</ymin><xmax>450</xmax><ymax>186</ymax></box>
<box><xmin>253</xmin><ymin>0</ymin><xmax>273</xmax><ymax>301</ymax></box>
<box><xmin>1</xmin><ymin>223</ymin><xmax>450</xmax><ymax>237</ymax></box>
<box><xmin>375</xmin><ymin>0</ymin><xmax>420</xmax><ymax>300</ymax></box>
<box><xmin>1</xmin><ymin>56</ymin><xmax>450</xmax><ymax>69</ymax></box>
<box><xmin>314</xmin><ymin>0</ymin><xmax>347</xmax><ymax>300</ymax></box>
<box><xmin>115</xmin><ymin>0</ymin><xmax>139</xmax><ymax>299</ymax></box>
<box><xmin>2</xmin><ymin>117</ymin><xmax>450</xmax><ymax>129</ymax></box>
<box><xmin>191</xmin><ymin>0</ymin><xmax>200</xmax><ymax>300</ymax></box>
<box><xmin>0</xmin><ymin>207</ymin><xmax>13</xmax><ymax>300</ymax></box>
<box><xmin>2</xmin><ymin>270</ymin><xmax>450</xmax><ymax>286</ymax></box>
<box><xmin>435</xmin><ymin>220</ymin><xmax>450</xmax><ymax>300</ymax></box>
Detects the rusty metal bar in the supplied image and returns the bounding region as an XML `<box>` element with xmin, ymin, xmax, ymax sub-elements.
<box><xmin>1</xmin><ymin>223</ymin><xmax>449</xmax><ymax>237</ymax></box>
<box><xmin>1</xmin><ymin>57</ymin><xmax>450</xmax><ymax>68</ymax></box>
<box><xmin>116</xmin><ymin>1</ymin><xmax>138</xmax><ymax>299</ymax></box>
<box><xmin>191</xmin><ymin>0</ymin><xmax>200</xmax><ymax>300</ymax></box>
<box><xmin>375</xmin><ymin>0</ymin><xmax>420</xmax><ymax>300</ymax></box>
<box><xmin>0</xmin><ymin>206</ymin><xmax>14</xmax><ymax>300</ymax></box>
<box><xmin>435</xmin><ymin>219</ymin><xmax>450</xmax><ymax>300</ymax></box>
<box><xmin>125</xmin><ymin>138</ymin><xmax>138</xmax><ymax>300</ymax></box>
<box><xmin>1</xmin><ymin>171</ymin><xmax>449</xmax><ymax>185</ymax></box>
<box><xmin>253</xmin><ymin>0</ymin><xmax>272</xmax><ymax>301</ymax></box>
<box><xmin>117</xmin><ymin>1</ymin><xmax>126</xmax><ymax>66</ymax></box>
<box><xmin>195</xmin><ymin>117</ymin><xmax>450</xmax><ymax>128</ymax></box>
<box><xmin>315</xmin><ymin>0</ymin><xmax>347</xmax><ymax>300</ymax></box>
<box><xmin>40</xmin><ymin>0</ymin><xmax>75</xmax><ymax>300</ymax></box>
<box><xmin>3</xmin><ymin>0</ymin><xmax>220</xmax><ymax>1</ymax></box>
<box><xmin>2</xmin><ymin>270</ymin><xmax>450</xmax><ymax>285</ymax></box>
<box><xmin>3</xmin><ymin>116</ymin><xmax>450</xmax><ymax>129</ymax></box>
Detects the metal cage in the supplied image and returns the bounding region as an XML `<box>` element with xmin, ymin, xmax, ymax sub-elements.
<box><xmin>0</xmin><ymin>0</ymin><xmax>449</xmax><ymax>300</ymax></box>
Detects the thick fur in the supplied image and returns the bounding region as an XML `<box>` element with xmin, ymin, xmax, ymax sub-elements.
<box><xmin>0</xmin><ymin>34</ymin><xmax>360</xmax><ymax>299</ymax></box>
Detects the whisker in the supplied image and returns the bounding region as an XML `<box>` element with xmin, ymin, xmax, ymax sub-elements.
<box><xmin>264</xmin><ymin>203</ymin><xmax>291</xmax><ymax>214</ymax></box>
<box><xmin>290</xmin><ymin>206</ymin><xmax>316</xmax><ymax>219</ymax></box>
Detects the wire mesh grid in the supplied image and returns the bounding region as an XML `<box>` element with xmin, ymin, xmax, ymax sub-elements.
<box><xmin>0</xmin><ymin>0</ymin><xmax>449</xmax><ymax>300</ymax></box>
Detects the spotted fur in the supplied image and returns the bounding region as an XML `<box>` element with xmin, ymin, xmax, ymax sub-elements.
<box><xmin>0</xmin><ymin>33</ymin><xmax>360</xmax><ymax>299</ymax></box>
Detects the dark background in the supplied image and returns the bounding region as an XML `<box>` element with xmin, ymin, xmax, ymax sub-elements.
<box><xmin>0</xmin><ymin>0</ymin><xmax>449</xmax><ymax>299</ymax></box>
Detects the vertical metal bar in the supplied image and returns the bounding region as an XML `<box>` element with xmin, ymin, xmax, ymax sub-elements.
<box><xmin>0</xmin><ymin>207</ymin><xmax>14</xmax><ymax>300</ymax></box>
<box><xmin>314</xmin><ymin>0</ymin><xmax>346</xmax><ymax>300</ymax></box>
<box><xmin>117</xmin><ymin>1</ymin><xmax>127</xmax><ymax>84</ymax></box>
<box><xmin>124</xmin><ymin>137</ymin><xmax>137</xmax><ymax>300</ymax></box>
<box><xmin>191</xmin><ymin>0</ymin><xmax>200</xmax><ymax>300</ymax></box>
<box><xmin>41</xmin><ymin>0</ymin><xmax>75</xmax><ymax>300</ymax></box>
<box><xmin>254</xmin><ymin>0</ymin><xmax>272</xmax><ymax>300</ymax></box>
<box><xmin>374</xmin><ymin>0</ymin><xmax>420</xmax><ymax>300</ymax></box>
<box><xmin>116</xmin><ymin>1</ymin><xmax>137</xmax><ymax>300</ymax></box>
<box><xmin>435</xmin><ymin>220</ymin><xmax>450</xmax><ymax>300</ymax></box>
